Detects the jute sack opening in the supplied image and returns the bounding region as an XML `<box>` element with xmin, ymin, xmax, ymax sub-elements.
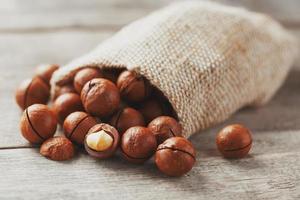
<box><xmin>51</xmin><ymin>1</ymin><xmax>298</xmax><ymax>138</ymax></box>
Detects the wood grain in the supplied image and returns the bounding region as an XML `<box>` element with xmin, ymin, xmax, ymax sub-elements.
<box><xmin>0</xmin><ymin>148</ymin><xmax>299</xmax><ymax>199</ymax></box>
<box><xmin>0</xmin><ymin>0</ymin><xmax>299</xmax><ymax>33</ymax></box>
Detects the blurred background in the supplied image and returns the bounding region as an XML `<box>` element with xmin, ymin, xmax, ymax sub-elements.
<box><xmin>1</xmin><ymin>0</ymin><xmax>299</xmax><ymax>70</ymax></box>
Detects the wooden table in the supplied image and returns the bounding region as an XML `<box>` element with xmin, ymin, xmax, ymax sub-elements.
<box><xmin>1</xmin><ymin>0</ymin><xmax>299</xmax><ymax>199</ymax></box>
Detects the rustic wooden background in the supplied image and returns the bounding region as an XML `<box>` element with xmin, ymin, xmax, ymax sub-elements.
<box><xmin>0</xmin><ymin>0</ymin><xmax>299</xmax><ymax>199</ymax></box>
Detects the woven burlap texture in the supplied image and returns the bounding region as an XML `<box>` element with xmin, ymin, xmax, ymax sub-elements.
<box><xmin>51</xmin><ymin>1</ymin><xmax>298</xmax><ymax>138</ymax></box>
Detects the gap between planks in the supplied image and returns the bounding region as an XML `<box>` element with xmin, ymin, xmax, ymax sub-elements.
<box><xmin>0</xmin><ymin>146</ymin><xmax>37</xmax><ymax>150</ymax></box>
<box><xmin>0</xmin><ymin>24</ymin><xmax>122</xmax><ymax>34</ymax></box>
<box><xmin>0</xmin><ymin>21</ymin><xmax>299</xmax><ymax>35</ymax></box>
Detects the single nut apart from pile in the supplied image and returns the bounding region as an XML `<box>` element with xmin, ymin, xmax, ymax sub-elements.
<box><xmin>216</xmin><ymin>124</ymin><xmax>252</xmax><ymax>159</ymax></box>
<box><xmin>63</xmin><ymin>111</ymin><xmax>97</xmax><ymax>145</ymax></box>
<box><xmin>155</xmin><ymin>137</ymin><xmax>196</xmax><ymax>177</ymax></box>
<box><xmin>84</xmin><ymin>123</ymin><xmax>120</xmax><ymax>159</ymax></box>
<box><xmin>40</xmin><ymin>136</ymin><xmax>75</xmax><ymax>161</ymax></box>
<box><xmin>20</xmin><ymin>104</ymin><xmax>57</xmax><ymax>144</ymax></box>
<box><xmin>148</xmin><ymin>116</ymin><xmax>182</xmax><ymax>144</ymax></box>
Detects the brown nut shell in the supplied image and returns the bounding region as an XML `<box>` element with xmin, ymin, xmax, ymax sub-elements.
<box><xmin>63</xmin><ymin>111</ymin><xmax>97</xmax><ymax>145</ymax></box>
<box><xmin>53</xmin><ymin>93</ymin><xmax>83</xmax><ymax>124</ymax></box>
<box><xmin>15</xmin><ymin>77</ymin><xmax>50</xmax><ymax>110</ymax></box>
<box><xmin>81</xmin><ymin>78</ymin><xmax>120</xmax><ymax>118</ymax></box>
<box><xmin>84</xmin><ymin>123</ymin><xmax>120</xmax><ymax>159</ymax></box>
<box><xmin>110</xmin><ymin>107</ymin><xmax>145</xmax><ymax>135</ymax></box>
<box><xmin>216</xmin><ymin>124</ymin><xmax>252</xmax><ymax>159</ymax></box>
<box><xmin>40</xmin><ymin>136</ymin><xmax>74</xmax><ymax>161</ymax></box>
<box><xmin>121</xmin><ymin>126</ymin><xmax>157</xmax><ymax>164</ymax></box>
<box><xmin>20</xmin><ymin>104</ymin><xmax>57</xmax><ymax>144</ymax></box>
<box><xmin>155</xmin><ymin>137</ymin><xmax>196</xmax><ymax>177</ymax></box>
<box><xmin>148</xmin><ymin>116</ymin><xmax>182</xmax><ymax>144</ymax></box>
<box><xmin>53</xmin><ymin>84</ymin><xmax>77</xmax><ymax>100</ymax></box>
<box><xmin>35</xmin><ymin>64</ymin><xmax>59</xmax><ymax>85</ymax></box>
<box><xmin>137</xmin><ymin>98</ymin><xmax>167</xmax><ymax>124</ymax></box>
<box><xmin>117</xmin><ymin>70</ymin><xmax>152</xmax><ymax>103</ymax></box>
<box><xmin>73</xmin><ymin>68</ymin><xmax>103</xmax><ymax>93</ymax></box>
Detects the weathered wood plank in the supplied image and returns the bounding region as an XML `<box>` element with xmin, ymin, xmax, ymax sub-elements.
<box><xmin>0</xmin><ymin>148</ymin><xmax>299</xmax><ymax>199</ymax></box>
<box><xmin>246</xmin><ymin>0</ymin><xmax>300</xmax><ymax>27</ymax></box>
<box><xmin>0</xmin><ymin>0</ymin><xmax>299</xmax><ymax>33</ymax></box>
<box><xmin>0</xmin><ymin>0</ymin><xmax>161</xmax><ymax>32</ymax></box>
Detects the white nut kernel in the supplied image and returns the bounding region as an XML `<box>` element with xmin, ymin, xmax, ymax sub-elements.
<box><xmin>86</xmin><ymin>130</ymin><xmax>113</xmax><ymax>151</ymax></box>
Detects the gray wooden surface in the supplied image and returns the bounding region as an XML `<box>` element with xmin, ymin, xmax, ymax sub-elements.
<box><xmin>0</xmin><ymin>0</ymin><xmax>300</xmax><ymax>199</ymax></box>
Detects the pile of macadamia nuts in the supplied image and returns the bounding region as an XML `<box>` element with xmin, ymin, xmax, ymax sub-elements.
<box><xmin>15</xmin><ymin>64</ymin><xmax>252</xmax><ymax>177</ymax></box>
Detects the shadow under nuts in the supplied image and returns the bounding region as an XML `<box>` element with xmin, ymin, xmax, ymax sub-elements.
<box><xmin>15</xmin><ymin>77</ymin><xmax>50</xmax><ymax>110</ymax></box>
<box><xmin>117</xmin><ymin>70</ymin><xmax>152</xmax><ymax>103</ymax></box>
<box><xmin>155</xmin><ymin>137</ymin><xmax>196</xmax><ymax>177</ymax></box>
<box><xmin>110</xmin><ymin>107</ymin><xmax>145</xmax><ymax>135</ymax></box>
<box><xmin>81</xmin><ymin>78</ymin><xmax>120</xmax><ymax>118</ymax></box>
<box><xmin>35</xmin><ymin>64</ymin><xmax>59</xmax><ymax>85</ymax></box>
<box><xmin>40</xmin><ymin>136</ymin><xmax>75</xmax><ymax>161</ymax></box>
<box><xmin>148</xmin><ymin>116</ymin><xmax>182</xmax><ymax>144</ymax></box>
<box><xmin>121</xmin><ymin>126</ymin><xmax>157</xmax><ymax>164</ymax></box>
<box><xmin>216</xmin><ymin>124</ymin><xmax>252</xmax><ymax>159</ymax></box>
<box><xmin>63</xmin><ymin>111</ymin><xmax>98</xmax><ymax>145</ymax></box>
<box><xmin>20</xmin><ymin>104</ymin><xmax>57</xmax><ymax>144</ymax></box>
<box><xmin>73</xmin><ymin>68</ymin><xmax>103</xmax><ymax>93</ymax></box>
<box><xmin>53</xmin><ymin>93</ymin><xmax>83</xmax><ymax>124</ymax></box>
<box><xmin>84</xmin><ymin>123</ymin><xmax>120</xmax><ymax>159</ymax></box>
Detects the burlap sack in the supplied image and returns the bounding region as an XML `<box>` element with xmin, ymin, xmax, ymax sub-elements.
<box><xmin>51</xmin><ymin>1</ymin><xmax>298</xmax><ymax>138</ymax></box>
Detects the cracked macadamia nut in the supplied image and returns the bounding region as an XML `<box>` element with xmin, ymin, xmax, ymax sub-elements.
<box><xmin>15</xmin><ymin>77</ymin><xmax>50</xmax><ymax>110</ymax></box>
<box><xmin>20</xmin><ymin>104</ymin><xmax>57</xmax><ymax>144</ymax></box>
<box><xmin>35</xmin><ymin>64</ymin><xmax>59</xmax><ymax>85</ymax></box>
<box><xmin>53</xmin><ymin>93</ymin><xmax>83</xmax><ymax>124</ymax></box>
<box><xmin>117</xmin><ymin>70</ymin><xmax>152</xmax><ymax>103</ymax></box>
<box><xmin>81</xmin><ymin>78</ymin><xmax>120</xmax><ymax>118</ymax></box>
<box><xmin>121</xmin><ymin>126</ymin><xmax>157</xmax><ymax>164</ymax></box>
<box><xmin>148</xmin><ymin>116</ymin><xmax>182</xmax><ymax>144</ymax></box>
<box><xmin>216</xmin><ymin>124</ymin><xmax>252</xmax><ymax>159</ymax></box>
<box><xmin>73</xmin><ymin>68</ymin><xmax>103</xmax><ymax>93</ymax></box>
<box><xmin>40</xmin><ymin>136</ymin><xmax>75</xmax><ymax>161</ymax></box>
<box><xmin>53</xmin><ymin>84</ymin><xmax>77</xmax><ymax>100</ymax></box>
<box><xmin>84</xmin><ymin>123</ymin><xmax>120</xmax><ymax>159</ymax></box>
<box><xmin>63</xmin><ymin>111</ymin><xmax>97</xmax><ymax>145</ymax></box>
<box><xmin>110</xmin><ymin>107</ymin><xmax>145</xmax><ymax>135</ymax></box>
<box><xmin>155</xmin><ymin>137</ymin><xmax>196</xmax><ymax>177</ymax></box>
